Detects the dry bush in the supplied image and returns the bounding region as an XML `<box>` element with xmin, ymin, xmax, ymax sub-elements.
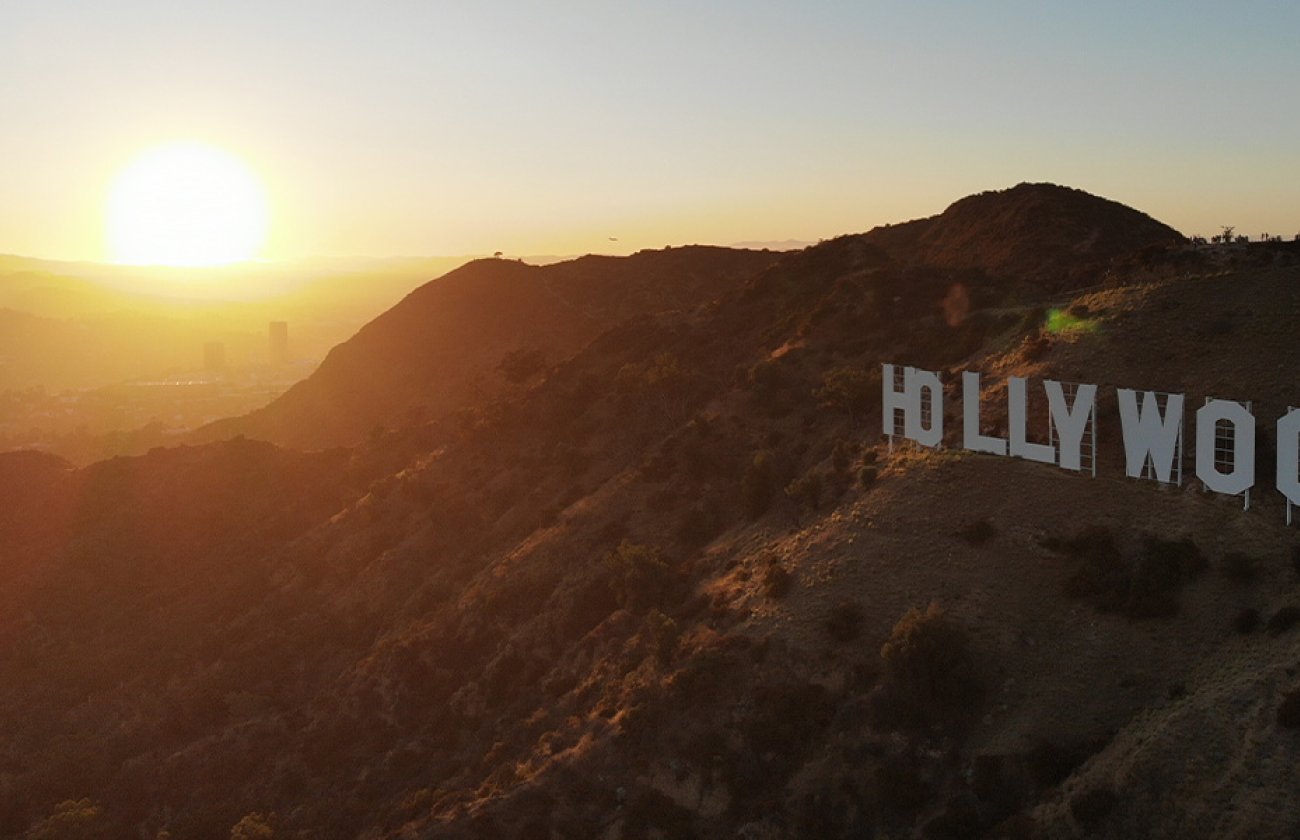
<box><xmin>872</xmin><ymin>602</ymin><xmax>983</xmax><ymax>734</ymax></box>
<box><xmin>956</xmin><ymin>519</ymin><xmax>996</xmax><ymax>547</ymax></box>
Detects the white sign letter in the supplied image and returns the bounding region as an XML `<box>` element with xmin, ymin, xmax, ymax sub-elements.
<box><xmin>1278</xmin><ymin>410</ymin><xmax>1300</xmax><ymax>506</ymax></box>
<box><xmin>1194</xmin><ymin>400</ymin><xmax>1255</xmax><ymax>496</ymax></box>
<box><xmin>881</xmin><ymin>364</ymin><xmax>906</xmax><ymax>438</ymax></box>
<box><xmin>905</xmin><ymin>367</ymin><xmax>943</xmax><ymax>448</ymax></box>
<box><xmin>1118</xmin><ymin>389</ymin><xmax>1184</xmax><ymax>483</ymax></box>
<box><xmin>1008</xmin><ymin>377</ymin><xmax>1055</xmax><ymax>464</ymax></box>
<box><xmin>1045</xmin><ymin>380</ymin><xmax>1097</xmax><ymax>471</ymax></box>
<box><xmin>962</xmin><ymin>371</ymin><xmax>1007</xmax><ymax>455</ymax></box>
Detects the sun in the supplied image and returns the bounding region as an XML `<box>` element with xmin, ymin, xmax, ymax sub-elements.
<box><xmin>106</xmin><ymin>141</ymin><xmax>269</xmax><ymax>266</ymax></box>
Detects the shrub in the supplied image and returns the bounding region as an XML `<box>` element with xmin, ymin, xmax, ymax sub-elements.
<box><xmin>603</xmin><ymin>540</ymin><xmax>670</xmax><ymax>610</ymax></box>
<box><xmin>1069</xmin><ymin>786</ymin><xmax>1118</xmax><ymax>828</ymax></box>
<box><xmin>875</xmin><ymin>602</ymin><xmax>983</xmax><ymax>732</ymax></box>
<box><xmin>956</xmin><ymin>519</ymin><xmax>996</xmax><ymax>547</ymax></box>
<box><xmin>1021</xmin><ymin>331</ymin><xmax>1051</xmax><ymax>361</ymax></box>
<box><xmin>1052</xmin><ymin>529</ymin><xmax>1204</xmax><ymax>618</ymax></box>
<box><xmin>1266</xmin><ymin>605</ymin><xmax>1300</xmax><ymax>636</ymax></box>
<box><xmin>676</xmin><ymin>502</ymin><xmax>724</xmax><ymax>549</ymax></box>
<box><xmin>762</xmin><ymin>562</ymin><xmax>794</xmax><ymax>599</ymax></box>
<box><xmin>622</xmin><ymin>788</ymin><xmax>696</xmax><ymax>840</ymax></box>
<box><xmin>813</xmin><ymin>366</ymin><xmax>877</xmax><ymax>426</ymax></box>
<box><xmin>826</xmin><ymin>601</ymin><xmax>864</xmax><ymax>642</ymax></box>
<box><xmin>986</xmin><ymin>814</ymin><xmax>1039</xmax><ymax>840</ymax></box>
<box><xmin>873</xmin><ymin>745</ymin><xmax>932</xmax><ymax>815</ymax></box>
<box><xmin>497</xmin><ymin>347</ymin><xmax>547</xmax><ymax>384</ymax></box>
<box><xmin>785</xmin><ymin>471</ymin><xmax>824</xmax><ymax>512</ymax></box>
<box><xmin>859</xmin><ymin>465</ymin><xmax>878</xmax><ymax>489</ymax></box>
<box><xmin>921</xmin><ymin>794</ymin><xmax>983</xmax><ymax>840</ymax></box>
<box><xmin>1233</xmin><ymin>608</ymin><xmax>1261</xmax><ymax>634</ymax></box>
<box><xmin>645</xmin><ymin>610</ymin><xmax>679</xmax><ymax>666</ymax></box>
<box><xmin>830</xmin><ymin>438</ymin><xmax>855</xmax><ymax>473</ymax></box>
<box><xmin>25</xmin><ymin>800</ymin><xmax>104</xmax><ymax>840</ymax></box>
<box><xmin>740</xmin><ymin>452</ymin><xmax>775</xmax><ymax>519</ymax></box>
<box><xmin>230</xmin><ymin>813</ymin><xmax>275</xmax><ymax>840</ymax></box>
<box><xmin>1278</xmin><ymin>688</ymin><xmax>1300</xmax><ymax>729</ymax></box>
<box><xmin>1221</xmin><ymin>552</ymin><xmax>1258</xmax><ymax>582</ymax></box>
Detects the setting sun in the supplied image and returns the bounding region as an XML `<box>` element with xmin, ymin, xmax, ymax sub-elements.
<box><xmin>106</xmin><ymin>141</ymin><xmax>269</xmax><ymax>266</ymax></box>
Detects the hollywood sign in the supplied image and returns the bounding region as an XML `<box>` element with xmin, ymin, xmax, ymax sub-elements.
<box><xmin>881</xmin><ymin>364</ymin><xmax>1300</xmax><ymax>518</ymax></box>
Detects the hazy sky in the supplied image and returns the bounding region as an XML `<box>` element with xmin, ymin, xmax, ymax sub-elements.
<box><xmin>3</xmin><ymin>0</ymin><xmax>1298</xmax><ymax>261</ymax></box>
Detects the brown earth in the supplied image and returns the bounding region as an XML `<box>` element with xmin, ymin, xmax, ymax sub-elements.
<box><xmin>1</xmin><ymin>185</ymin><xmax>1298</xmax><ymax>839</ymax></box>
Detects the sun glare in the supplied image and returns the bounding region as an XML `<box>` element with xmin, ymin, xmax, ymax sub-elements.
<box><xmin>106</xmin><ymin>141</ymin><xmax>269</xmax><ymax>266</ymax></box>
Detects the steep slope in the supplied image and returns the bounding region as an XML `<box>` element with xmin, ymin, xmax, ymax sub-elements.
<box><xmin>2</xmin><ymin>187</ymin><xmax>1297</xmax><ymax>839</ymax></box>
<box><xmin>196</xmin><ymin>246</ymin><xmax>778</xmax><ymax>449</ymax></box>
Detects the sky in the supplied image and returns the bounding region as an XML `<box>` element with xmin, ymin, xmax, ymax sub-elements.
<box><xmin>2</xmin><ymin>0</ymin><xmax>1298</xmax><ymax>262</ymax></box>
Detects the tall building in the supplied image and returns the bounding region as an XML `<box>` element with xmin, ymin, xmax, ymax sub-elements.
<box><xmin>203</xmin><ymin>341</ymin><xmax>226</xmax><ymax>373</ymax></box>
<box><xmin>269</xmin><ymin>321</ymin><xmax>289</xmax><ymax>365</ymax></box>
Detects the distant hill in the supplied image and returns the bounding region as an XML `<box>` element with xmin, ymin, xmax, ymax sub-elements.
<box><xmin>196</xmin><ymin>246</ymin><xmax>779</xmax><ymax>449</ymax></box>
<box><xmin>728</xmin><ymin>239</ymin><xmax>815</xmax><ymax>251</ymax></box>
<box><xmin>863</xmin><ymin>182</ymin><xmax>1185</xmax><ymax>289</ymax></box>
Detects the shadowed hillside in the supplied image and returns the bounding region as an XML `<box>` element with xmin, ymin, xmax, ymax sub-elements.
<box><xmin>1</xmin><ymin>185</ymin><xmax>1298</xmax><ymax>839</ymax></box>
<box><xmin>196</xmin><ymin>246</ymin><xmax>779</xmax><ymax>449</ymax></box>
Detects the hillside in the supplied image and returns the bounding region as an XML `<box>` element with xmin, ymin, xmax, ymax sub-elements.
<box><xmin>197</xmin><ymin>246</ymin><xmax>778</xmax><ymax>449</ymax></box>
<box><xmin>1</xmin><ymin>185</ymin><xmax>1298</xmax><ymax>839</ymax></box>
<box><xmin>863</xmin><ymin>182</ymin><xmax>1186</xmax><ymax>291</ymax></box>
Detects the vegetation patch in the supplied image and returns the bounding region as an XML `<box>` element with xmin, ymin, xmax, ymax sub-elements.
<box><xmin>1047</xmin><ymin>527</ymin><xmax>1205</xmax><ymax>618</ymax></box>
